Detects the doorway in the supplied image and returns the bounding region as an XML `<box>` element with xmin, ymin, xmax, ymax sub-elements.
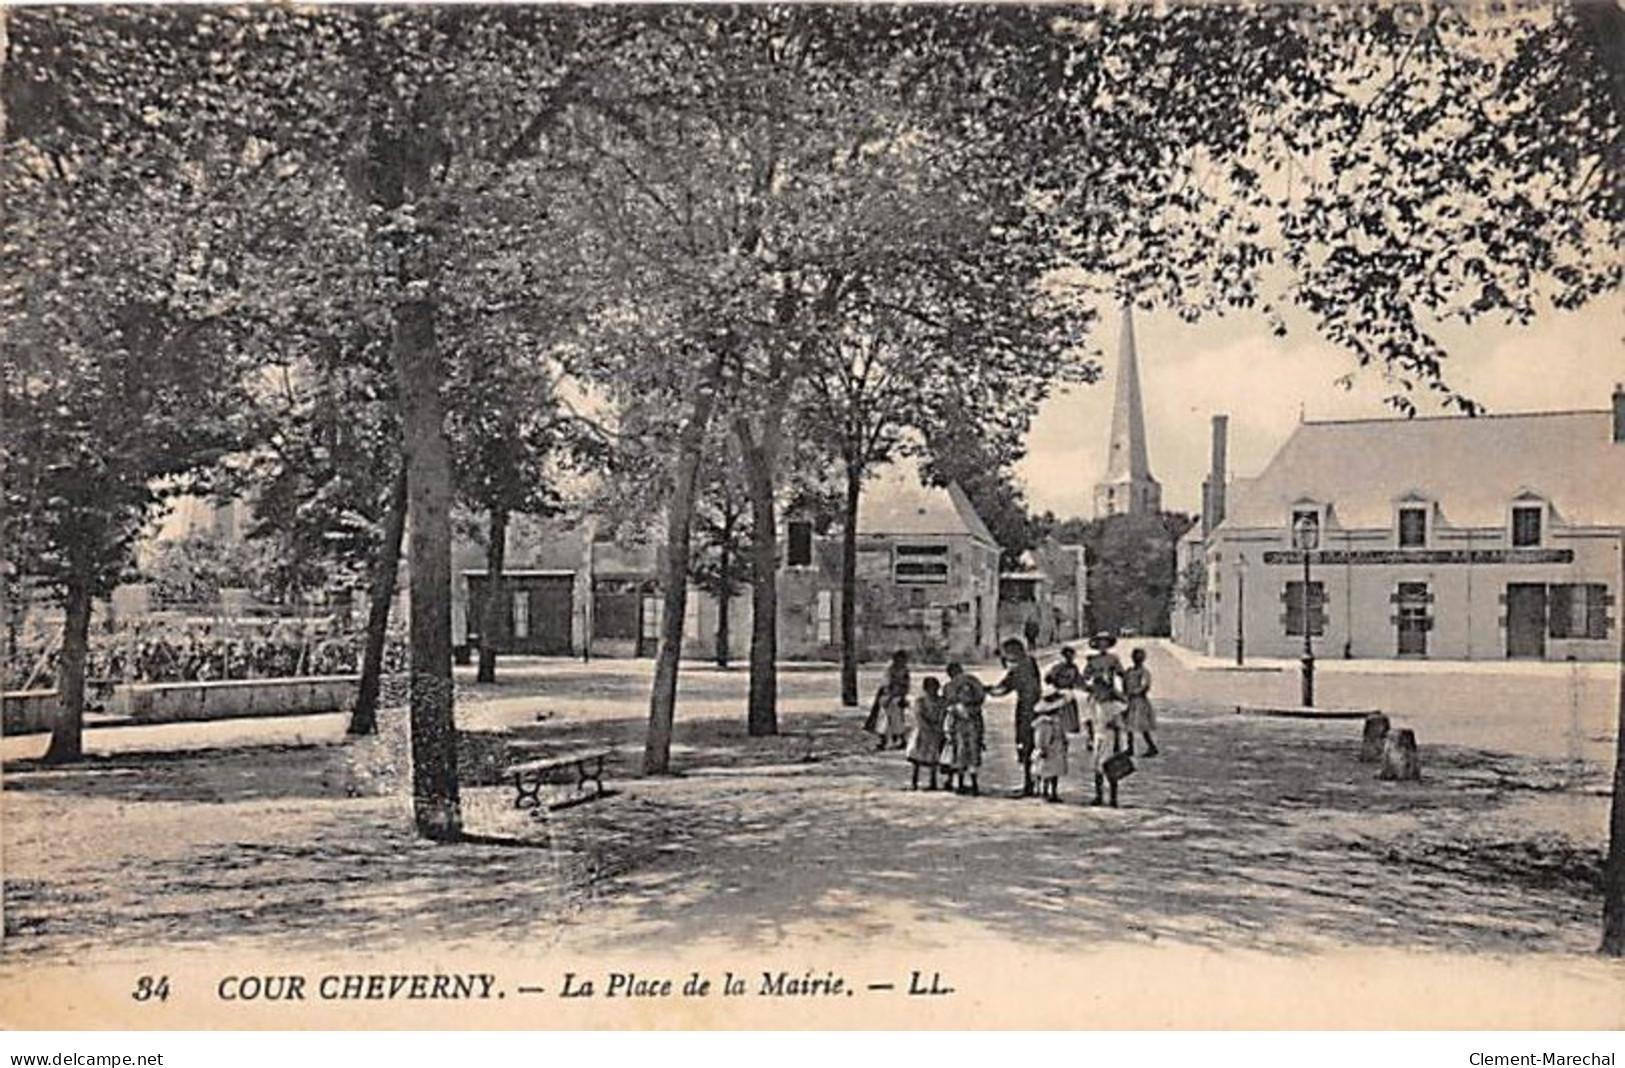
<box><xmin>1395</xmin><ymin>582</ymin><xmax>1429</xmax><ymax>657</ymax></box>
<box><xmin>1505</xmin><ymin>583</ymin><xmax>1547</xmax><ymax>659</ymax></box>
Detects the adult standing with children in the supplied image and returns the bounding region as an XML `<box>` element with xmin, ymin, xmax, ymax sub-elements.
<box><xmin>988</xmin><ymin>637</ymin><xmax>1043</xmax><ymax>797</ymax></box>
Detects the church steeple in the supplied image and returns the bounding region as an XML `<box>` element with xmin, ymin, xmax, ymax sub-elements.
<box><xmin>1093</xmin><ymin>303</ymin><xmax>1162</xmax><ymax>518</ymax></box>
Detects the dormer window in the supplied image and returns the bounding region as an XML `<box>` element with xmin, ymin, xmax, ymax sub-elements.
<box><xmin>1397</xmin><ymin>506</ymin><xmax>1428</xmax><ymax>548</ymax></box>
<box><xmin>1511</xmin><ymin>503</ymin><xmax>1543</xmax><ymax>548</ymax></box>
<box><xmin>1289</xmin><ymin>501</ymin><xmax>1323</xmax><ymax>549</ymax></box>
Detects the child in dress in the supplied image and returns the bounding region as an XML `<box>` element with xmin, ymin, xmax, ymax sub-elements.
<box><xmin>1122</xmin><ymin>647</ymin><xmax>1159</xmax><ymax>757</ymax></box>
<box><xmin>1083</xmin><ymin>633</ymin><xmax>1125</xmax><ymax>807</ymax></box>
<box><xmin>1044</xmin><ymin>645</ymin><xmax>1083</xmax><ymax>734</ymax></box>
<box><xmin>1032</xmin><ymin>701</ymin><xmax>1068</xmax><ymax>802</ymax></box>
<box><xmin>906</xmin><ymin>677</ymin><xmax>948</xmax><ymax>790</ymax></box>
<box><xmin>863</xmin><ymin>649</ymin><xmax>911</xmax><ymax>750</ymax></box>
<box><xmin>941</xmin><ymin>661</ymin><xmax>985</xmax><ymax>796</ymax></box>
<box><xmin>1085</xmin><ymin>696</ymin><xmax>1123</xmax><ymax>807</ymax></box>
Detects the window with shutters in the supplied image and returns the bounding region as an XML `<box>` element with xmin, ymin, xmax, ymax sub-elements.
<box><xmin>893</xmin><ymin>543</ymin><xmax>950</xmax><ymax>584</ymax></box>
<box><xmin>1549</xmin><ymin>583</ymin><xmax>1610</xmax><ymax>639</ymax></box>
<box><xmin>1283</xmin><ymin>580</ymin><xmax>1326</xmax><ymax>637</ymax></box>
<box><xmin>1587</xmin><ymin>585</ymin><xmax>1612</xmax><ymax>639</ymax></box>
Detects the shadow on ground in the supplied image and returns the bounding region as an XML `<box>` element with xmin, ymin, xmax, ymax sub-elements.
<box><xmin>1</xmin><ymin>700</ymin><xmax>1609</xmax><ymax>963</ymax></box>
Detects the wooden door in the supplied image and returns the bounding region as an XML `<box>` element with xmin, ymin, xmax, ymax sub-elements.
<box><xmin>1505</xmin><ymin>583</ymin><xmax>1546</xmax><ymax>659</ymax></box>
<box><xmin>527</xmin><ymin>575</ymin><xmax>574</xmax><ymax>655</ymax></box>
<box><xmin>1395</xmin><ymin>582</ymin><xmax>1429</xmax><ymax>657</ymax></box>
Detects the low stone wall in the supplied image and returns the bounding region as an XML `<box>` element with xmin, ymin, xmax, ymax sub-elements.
<box><xmin>2</xmin><ymin>690</ymin><xmax>58</xmax><ymax>735</ymax></box>
<box><xmin>3</xmin><ymin>676</ymin><xmax>359</xmax><ymax>735</ymax></box>
<box><xmin>125</xmin><ymin>676</ymin><xmax>359</xmax><ymax>724</ymax></box>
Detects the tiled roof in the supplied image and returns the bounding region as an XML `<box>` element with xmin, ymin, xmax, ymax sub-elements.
<box><xmin>858</xmin><ymin>466</ymin><xmax>999</xmax><ymax>546</ymax></box>
<box><xmin>1223</xmin><ymin>410</ymin><xmax>1624</xmax><ymax>531</ymax></box>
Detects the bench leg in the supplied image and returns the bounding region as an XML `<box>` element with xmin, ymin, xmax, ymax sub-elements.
<box><xmin>574</xmin><ymin>758</ymin><xmax>605</xmax><ymax>798</ymax></box>
<box><xmin>513</xmin><ymin>772</ymin><xmax>544</xmax><ymax>810</ymax></box>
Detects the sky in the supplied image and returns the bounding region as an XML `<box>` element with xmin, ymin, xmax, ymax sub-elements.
<box><xmin>1017</xmin><ymin>295</ymin><xmax>1624</xmax><ymax>520</ymax></box>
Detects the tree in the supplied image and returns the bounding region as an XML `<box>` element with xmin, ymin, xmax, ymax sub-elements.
<box><xmin>2</xmin><ymin>10</ymin><xmax>266</xmax><ymax>762</ymax></box>
<box><xmin>585</xmin><ymin>329</ymin><xmax>730</xmax><ymax>775</ymax></box>
<box><xmin>569</xmin><ymin>6</ymin><xmax>1102</xmax><ymax>733</ymax></box>
<box><xmin>9</xmin><ymin>5</ymin><xmax>1622</xmax><ymax>918</ymax></box>
<box><xmin>232</xmin><ymin>326</ymin><xmax>403</xmax><ymax>598</ymax></box>
<box><xmin>689</xmin><ymin>431</ymin><xmax>753</xmax><ymax>669</ymax></box>
<box><xmin>238</xmin><ymin>5</ymin><xmax>636</xmax><ymax>835</ymax></box>
<box><xmin>805</xmin><ymin>280</ymin><xmax>1089</xmax><ymax>705</ymax></box>
<box><xmin>922</xmin><ymin>432</ymin><xmax>1047</xmax><ymax>573</ymax></box>
<box><xmin>350</xmin><ymin>461</ymin><xmax>407</xmax><ymax>737</ymax></box>
<box><xmin>1068</xmin><ymin>512</ymin><xmax>1195</xmax><ymax>639</ymax></box>
<box><xmin>141</xmin><ymin>529</ymin><xmax>264</xmax><ymax>607</ymax></box>
<box><xmin>450</xmin><ymin>345</ymin><xmax>601</xmax><ymax>684</ymax></box>
<box><xmin>0</xmin><ymin>305</ymin><xmax>250</xmax><ymax>763</ymax></box>
<box><xmin>235</xmin><ymin>339</ymin><xmax>409</xmax><ymax>737</ymax></box>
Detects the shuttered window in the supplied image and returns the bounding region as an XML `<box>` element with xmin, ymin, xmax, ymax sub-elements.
<box><xmin>894</xmin><ymin>544</ymin><xmax>950</xmax><ymax>584</ymax></box>
<box><xmin>1549</xmin><ymin>584</ymin><xmax>1610</xmax><ymax>640</ymax></box>
<box><xmin>1283</xmin><ymin>581</ymin><xmax>1327</xmax><ymax>637</ymax></box>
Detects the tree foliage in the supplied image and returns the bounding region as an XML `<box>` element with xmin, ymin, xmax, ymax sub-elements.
<box><xmin>5</xmin><ymin>6</ymin><xmax>1620</xmax><ymax>887</ymax></box>
<box><xmin>1055</xmin><ymin>511</ymin><xmax>1196</xmax><ymax>639</ymax></box>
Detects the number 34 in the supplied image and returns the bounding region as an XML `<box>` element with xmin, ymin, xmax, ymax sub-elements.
<box><xmin>131</xmin><ymin>975</ymin><xmax>171</xmax><ymax>1002</ymax></box>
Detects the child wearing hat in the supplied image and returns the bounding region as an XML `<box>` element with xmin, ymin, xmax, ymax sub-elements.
<box><xmin>1032</xmin><ymin>699</ymin><xmax>1068</xmax><ymax>802</ymax></box>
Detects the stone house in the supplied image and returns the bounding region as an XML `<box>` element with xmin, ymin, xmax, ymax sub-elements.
<box><xmin>1182</xmin><ymin>389</ymin><xmax>1624</xmax><ymax>662</ymax></box>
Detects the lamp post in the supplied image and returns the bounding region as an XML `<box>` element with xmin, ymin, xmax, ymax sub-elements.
<box><xmin>1293</xmin><ymin>514</ymin><xmax>1319</xmax><ymax>707</ymax></box>
<box><xmin>1234</xmin><ymin>553</ymin><xmax>1247</xmax><ymax>666</ymax></box>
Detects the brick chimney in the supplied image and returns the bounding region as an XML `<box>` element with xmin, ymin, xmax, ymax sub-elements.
<box><xmin>1202</xmin><ymin>414</ymin><xmax>1229</xmax><ymax>537</ymax></box>
<box><xmin>1614</xmin><ymin>383</ymin><xmax>1624</xmax><ymax>443</ymax></box>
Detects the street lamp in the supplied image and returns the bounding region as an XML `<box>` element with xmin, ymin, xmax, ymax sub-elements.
<box><xmin>1293</xmin><ymin>513</ymin><xmax>1319</xmax><ymax>707</ymax></box>
<box><xmin>1234</xmin><ymin>553</ymin><xmax>1247</xmax><ymax>666</ymax></box>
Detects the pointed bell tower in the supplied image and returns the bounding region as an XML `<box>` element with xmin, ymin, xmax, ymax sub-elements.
<box><xmin>1093</xmin><ymin>303</ymin><xmax>1162</xmax><ymax>518</ymax></box>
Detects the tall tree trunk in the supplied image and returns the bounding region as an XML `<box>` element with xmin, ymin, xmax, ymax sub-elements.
<box><xmin>348</xmin><ymin>461</ymin><xmax>408</xmax><ymax>737</ymax></box>
<box><xmin>477</xmin><ymin>505</ymin><xmax>508</xmax><ymax>684</ymax></box>
<box><xmin>394</xmin><ymin>297</ymin><xmax>462</xmax><ymax>841</ymax></box>
<box><xmin>715</xmin><ymin>514</ymin><xmax>732</xmax><ymax>669</ymax></box>
<box><xmin>644</xmin><ymin>365</ymin><xmax>722</xmax><ymax>775</ymax></box>
<box><xmin>715</xmin><ymin>588</ymin><xmax>731</xmax><ymax>669</ymax></box>
<box><xmin>839</xmin><ymin>459</ymin><xmax>862</xmax><ymax>707</ymax></box>
<box><xmin>738</xmin><ymin>423</ymin><xmax>779</xmax><ymax>737</ymax></box>
<box><xmin>355</xmin><ymin>32</ymin><xmax>458</xmax><ymax>838</ymax></box>
<box><xmin>42</xmin><ymin>571</ymin><xmax>91</xmax><ymax>764</ymax></box>
<box><xmin>1601</xmin><ymin>533</ymin><xmax>1625</xmax><ymax>955</ymax></box>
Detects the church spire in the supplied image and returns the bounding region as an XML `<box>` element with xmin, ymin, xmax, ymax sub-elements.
<box><xmin>1093</xmin><ymin>302</ymin><xmax>1162</xmax><ymax>518</ymax></box>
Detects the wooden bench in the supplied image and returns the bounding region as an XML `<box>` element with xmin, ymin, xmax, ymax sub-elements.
<box><xmin>506</xmin><ymin>749</ymin><xmax>613</xmax><ymax>811</ymax></box>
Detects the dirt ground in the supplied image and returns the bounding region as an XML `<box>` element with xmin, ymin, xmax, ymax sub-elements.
<box><xmin>1</xmin><ymin>646</ymin><xmax>1613</xmax><ymax>975</ymax></box>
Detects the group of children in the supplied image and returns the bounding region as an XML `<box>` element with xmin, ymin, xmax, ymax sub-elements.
<box><xmin>868</xmin><ymin>633</ymin><xmax>1159</xmax><ymax>807</ymax></box>
<box><xmin>866</xmin><ymin>654</ymin><xmax>989</xmax><ymax>794</ymax></box>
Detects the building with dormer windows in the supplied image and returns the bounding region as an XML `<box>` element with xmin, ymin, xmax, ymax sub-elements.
<box><xmin>1178</xmin><ymin>389</ymin><xmax>1624</xmax><ymax>662</ymax></box>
